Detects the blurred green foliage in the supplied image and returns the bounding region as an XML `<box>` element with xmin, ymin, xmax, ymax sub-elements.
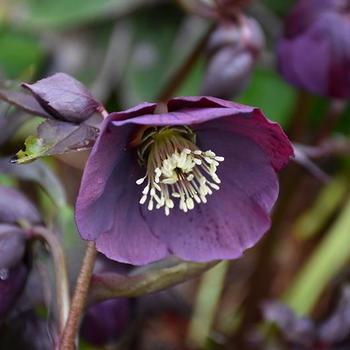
<box><xmin>1</xmin><ymin>0</ymin><xmax>350</xmax><ymax>349</ymax></box>
<box><xmin>0</xmin><ymin>27</ymin><xmax>44</xmax><ymax>78</ymax></box>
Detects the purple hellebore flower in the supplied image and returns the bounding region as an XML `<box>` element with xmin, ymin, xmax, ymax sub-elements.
<box><xmin>75</xmin><ymin>96</ymin><xmax>293</xmax><ymax>265</ymax></box>
<box><xmin>0</xmin><ymin>186</ymin><xmax>40</xmax><ymax>323</ymax></box>
<box><xmin>277</xmin><ymin>0</ymin><xmax>350</xmax><ymax>98</ymax></box>
<box><xmin>0</xmin><ymin>185</ymin><xmax>40</xmax><ymax>271</ymax></box>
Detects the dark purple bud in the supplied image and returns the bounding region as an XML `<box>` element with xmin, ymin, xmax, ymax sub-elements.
<box><xmin>0</xmin><ymin>185</ymin><xmax>41</xmax><ymax>225</ymax></box>
<box><xmin>22</xmin><ymin>73</ymin><xmax>102</xmax><ymax>123</ymax></box>
<box><xmin>262</xmin><ymin>301</ymin><xmax>317</xmax><ymax>346</ymax></box>
<box><xmin>0</xmin><ymin>224</ymin><xmax>26</xmax><ymax>269</ymax></box>
<box><xmin>80</xmin><ymin>298</ymin><xmax>131</xmax><ymax>346</ymax></box>
<box><xmin>201</xmin><ymin>16</ymin><xmax>265</xmax><ymax>99</ymax></box>
<box><xmin>0</xmin><ymin>263</ymin><xmax>29</xmax><ymax>324</ymax></box>
<box><xmin>277</xmin><ymin>0</ymin><xmax>350</xmax><ymax>98</ymax></box>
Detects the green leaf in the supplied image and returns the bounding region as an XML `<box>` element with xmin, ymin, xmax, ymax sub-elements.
<box><xmin>89</xmin><ymin>258</ymin><xmax>218</xmax><ymax>305</ymax></box>
<box><xmin>284</xmin><ymin>195</ymin><xmax>350</xmax><ymax>315</ymax></box>
<box><xmin>19</xmin><ymin>0</ymin><xmax>151</xmax><ymax>29</ymax></box>
<box><xmin>187</xmin><ymin>261</ymin><xmax>229</xmax><ymax>348</ymax></box>
<box><xmin>294</xmin><ymin>176</ymin><xmax>348</xmax><ymax>240</ymax></box>
<box><xmin>0</xmin><ymin>28</ymin><xmax>45</xmax><ymax>78</ymax></box>
<box><xmin>121</xmin><ymin>8</ymin><xmax>208</xmax><ymax>105</ymax></box>
<box><xmin>121</xmin><ymin>5</ymin><xmax>182</xmax><ymax>105</ymax></box>
<box><xmin>15</xmin><ymin>119</ymin><xmax>98</xmax><ymax>164</ymax></box>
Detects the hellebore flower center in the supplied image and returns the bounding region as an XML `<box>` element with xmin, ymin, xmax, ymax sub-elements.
<box><xmin>135</xmin><ymin>126</ymin><xmax>224</xmax><ymax>216</ymax></box>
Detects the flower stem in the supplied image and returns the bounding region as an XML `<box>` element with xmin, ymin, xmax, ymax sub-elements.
<box><xmin>60</xmin><ymin>241</ymin><xmax>97</xmax><ymax>350</ymax></box>
<box><xmin>30</xmin><ymin>226</ymin><xmax>70</xmax><ymax>335</ymax></box>
<box><xmin>157</xmin><ymin>24</ymin><xmax>213</xmax><ymax>102</ymax></box>
<box><xmin>97</xmin><ymin>105</ymin><xmax>109</xmax><ymax>119</ymax></box>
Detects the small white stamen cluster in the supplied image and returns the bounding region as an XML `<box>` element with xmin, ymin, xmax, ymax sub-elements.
<box><xmin>136</xmin><ymin>147</ymin><xmax>224</xmax><ymax>216</ymax></box>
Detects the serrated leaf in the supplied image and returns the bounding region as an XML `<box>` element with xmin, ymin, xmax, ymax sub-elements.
<box><xmin>15</xmin><ymin>119</ymin><xmax>98</xmax><ymax>164</ymax></box>
<box><xmin>16</xmin><ymin>135</ymin><xmax>51</xmax><ymax>163</ymax></box>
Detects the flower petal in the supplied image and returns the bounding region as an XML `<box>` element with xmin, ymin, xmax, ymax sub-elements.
<box><xmin>75</xmin><ymin>123</ymin><xmax>168</xmax><ymax>265</ymax></box>
<box><xmin>109</xmin><ymin>96</ymin><xmax>293</xmax><ymax>171</ymax></box>
<box><xmin>142</xmin><ymin>131</ymin><xmax>278</xmax><ymax>262</ymax></box>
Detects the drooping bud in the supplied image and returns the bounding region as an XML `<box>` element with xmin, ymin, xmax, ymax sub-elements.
<box><xmin>22</xmin><ymin>73</ymin><xmax>102</xmax><ymax>123</ymax></box>
<box><xmin>200</xmin><ymin>16</ymin><xmax>265</xmax><ymax>99</ymax></box>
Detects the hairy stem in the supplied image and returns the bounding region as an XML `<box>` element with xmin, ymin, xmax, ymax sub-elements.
<box><xmin>60</xmin><ymin>241</ymin><xmax>97</xmax><ymax>350</ymax></box>
<box><xmin>98</xmin><ymin>106</ymin><xmax>109</xmax><ymax>119</ymax></box>
<box><xmin>31</xmin><ymin>226</ymin><xmax>70</xmax><ymax>335</ymax></box>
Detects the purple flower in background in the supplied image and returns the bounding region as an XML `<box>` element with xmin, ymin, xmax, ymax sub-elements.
<box><xmin>80</xmin><ymin>298</ymin><xmax>131</xmax><ymax>346</ymax></box>
<box><xmin>76</xmin><ymin>96</ymin><xmax>293</xmax><ymax>265</ymax></box>
<box><xmin>263</xmin><ymin>286</ymin><xmax>350</xmax><ymax>348</ymax></box>
<box><xmin>277</xmin><ymin>0</ymin><xmax>350</xmax><ymax>98</ymax></box>
<box><xmin>0</xmin><ymin>185</ymin><xmax>40</xmax><ymax>323</ymax></box>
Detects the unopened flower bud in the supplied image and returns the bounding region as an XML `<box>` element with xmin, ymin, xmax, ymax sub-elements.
<box><xmin>22</xmin><ymin>73</ymin><xmax>102</xmax><ymax>123</ymax></box>
<box><xmin>201</xmin><ymin>16</ymin><xmax>265</xmax><ymax>99</ymax></box>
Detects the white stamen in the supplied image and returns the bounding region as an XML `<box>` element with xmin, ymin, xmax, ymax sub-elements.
<box><xmin>139</xmin><ymin>195</ymin><xmax>147</xmax><ymax>204</ymax></box>
<box><xmin>136</xmin><ymin>177</ymin><xmax>146</xmax><ymax>185</ymax></box>
<box><xmin>136</xmin><ymin>128</ymin><xmax>224</xmax><ymax>215</ymax></box>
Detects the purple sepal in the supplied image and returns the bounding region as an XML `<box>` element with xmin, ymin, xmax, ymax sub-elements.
<box><xmin>22</xmin><ymin>73</ymin><xmax>102</xmax><ymax>123</ymax></box>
